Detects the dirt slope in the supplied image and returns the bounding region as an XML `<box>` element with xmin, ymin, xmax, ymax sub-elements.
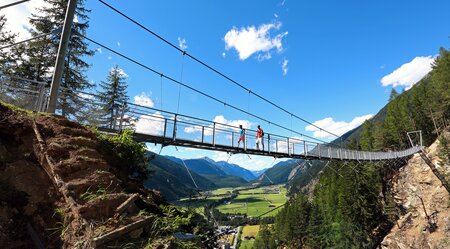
<box><xmin>0</xmin><ymin>103</ymin><xmax>166</xmax><ymax>248</ymax></box>
<box><xmin>381</xmin><ymin>131</ymin><xmax>450</xmax><ymax>249</ymax></box>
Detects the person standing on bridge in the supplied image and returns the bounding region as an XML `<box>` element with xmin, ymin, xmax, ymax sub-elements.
<box><xmin>238</xmin><ymin>125</ymin><xmax>245</xmax><ymax>148</ymax></box>
<box><xmin>256</xmin><ymin>125</ymin><xmax>264</xmax><ymax>150</ymax></box>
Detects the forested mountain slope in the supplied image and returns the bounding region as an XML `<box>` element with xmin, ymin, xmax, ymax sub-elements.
<box><xmin>253</xmin><ymin>47</ymin><xmax>450</xmax><ymax>249</ymax></box>
<box><xmin>144</xmin><ymin>152</ymin><xmax>216</xmax><ymax>201</ymax></box>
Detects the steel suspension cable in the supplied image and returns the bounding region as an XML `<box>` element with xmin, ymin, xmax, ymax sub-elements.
<box><xmin>0</xmin><ymin>33</ymin><xmax>50</xmax><ymax>51</ymax></box>
<box><xmin>96</xmin><ymin>0</ymin><xmax>341</xmax><ymax>139</ymax></box>
<box><xmin>177</xmin><ymin>53</ymin><xmax>185</xmax><ymax>114</ymax></box>
<box><xmin>0</xmin><ymin>0</ymin><xmax>30</xmax><ymax>10</ymax></box>
<box><xmin>78</xmin><ymin>33</ymin><xmax>333</xmax><ymax>145</ymax></box>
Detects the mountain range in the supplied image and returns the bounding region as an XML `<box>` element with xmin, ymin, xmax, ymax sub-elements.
<box><xmin>145</xmin><ymin>154</ymin><xmax>268</xmax><ymax>200</ymax></box>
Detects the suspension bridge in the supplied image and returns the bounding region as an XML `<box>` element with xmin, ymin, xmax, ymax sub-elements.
<box><xmin>0</xmin><ymin>0</ymin><xmax>424</xmax><ymax>164</ymax></box>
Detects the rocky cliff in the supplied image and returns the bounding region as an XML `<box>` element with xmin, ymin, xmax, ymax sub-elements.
<box><xmin>381</xmin><ymin>130</ymin><xmax>450</xmax><ymax>249</ymax></box>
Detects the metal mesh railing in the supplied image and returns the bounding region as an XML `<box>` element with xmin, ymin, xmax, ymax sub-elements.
<box><xmin>0</xmin><ymin>76</ymin><xmax>48</xmax><ymax>112</ymax></box>
<box><xmin>0</xmin><ymin>77</ymin><xmax>423</xmax><ymax>161</ymax></box>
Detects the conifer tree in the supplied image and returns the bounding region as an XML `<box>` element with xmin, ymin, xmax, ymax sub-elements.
<box><xmin>0</xmin><ymin>15</ymin><xmax>16</xmax><ymax>77</ymax></box>
<box><xmin>98</xmin><ymin>66</ymin><xmax>129</xmax><ymax>129</ymax></box>
<box><xmin>389</xmin><ymin>88</ymin><xmax>398</xmax><ymax>102</ymax></box>
<box><xmin>16</xmin><ymin>0</ymin><xmax>94</xmax><ymax>116</ymax></box>
<box><xmin>360</xmin><ymin>120</ymin><xmax>374</xmax><ymax>150</ymax></box>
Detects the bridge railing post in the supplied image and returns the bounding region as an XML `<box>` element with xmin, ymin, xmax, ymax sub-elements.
<box><xmin>276</xmin><ymin>140</ymin><xmax>278</xmax><ymax>153</ymax></box>
<box><xmin>118</xmin><ymin>101</ymin><xmax>127</xmax><ymax>132</ymax></box>
<box><xmin>287</xmin><ymin>138</ymin><xmax>290</xmax><ymax>155</ymax></box>
<box><xmin>268</xmin><ymin>134</ymin><xmax>271</xmax><ymax>154</ymax></box>
<box><xmin>231</xmin><ymin>131</ymin><xmax>234</xmax><ymax>147</ymax></box>
<box><xmin>163</xmin><ymin>119</ymin><xmax>167</xmax><ymax>137</ymax></box>
<box><xmin>201</xmin><ymin>126</ymin><xmax>205</xmax><ymax>143</ymax></box>
<box><xmin>212</xmin><ymin>122</ymin><xmax>216</xmax><ymax>146</ymax></box>
<box><xmin>303</xmin><ymin>141</ymin><xmax>307</xmax><ymax>157</ymax></box>
<box><xmin>244</xmin><ymin>129</ymin><xmax>247</xmax><ymax>151</ymax></box>
<box><xmin>173</xmin><ymin>114</ymin><xmax>177</xmax><ymax>141</ymax></box>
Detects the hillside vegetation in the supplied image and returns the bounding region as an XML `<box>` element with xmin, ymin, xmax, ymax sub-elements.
<box><xmin>253</xmin><ymin>47</ymin><xmax>450</xmax><ymax>248</ymax></box>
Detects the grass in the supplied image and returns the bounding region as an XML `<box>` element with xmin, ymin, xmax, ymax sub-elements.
<box><xmin>241</xmin><ymin>225</ymin><xmax>259</xmax><ymax>237</ymax></box>
<box><xmin>80</xmin><ymin>187</ymin><xmax>108</xmax><ymax>201</ymax></box>
<box><xmin>215</xmin><ymin>185</ymin><xmax>286</xmax><ymax>217</ymax></box>
<box><xmin>240</xmin><ymin>239</ymin><xmax>255</xmax><ymax>249</ymax></box>
<box><xmin>239</xmin><ymin>225</ymin><xmax>260</xmax><ymax>249</ymax></box>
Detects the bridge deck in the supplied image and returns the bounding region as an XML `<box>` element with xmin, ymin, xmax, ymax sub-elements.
<box><xmin>0</xmin><ymin>78</ymin><xmax>423</xmax><ymax>162</ymax></box>
<box><xmin>100</xmin><ymin>128</ymin><xmax>423</xmax><ymax>161</ymax></box>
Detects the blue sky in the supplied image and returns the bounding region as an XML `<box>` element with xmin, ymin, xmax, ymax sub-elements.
<box><xmin>4</xmin><ymin>0</ymin><xmax>450</xmax><ymax>170</ymax></box>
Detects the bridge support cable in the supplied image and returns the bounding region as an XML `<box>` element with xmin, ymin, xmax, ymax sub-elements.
<box><xmin>323</xmin><ymin>161</ymin><xmax>343</xmax><ymax>178</ymax></box>
<box><xmin>0</xmin><ymin>32</ymin><xmax>53</xmax><ymax>51</ymax></box>
<box><xmin>176</xmin><ymin>52</ymin><xmax>186</xmax><ymax>114</ymax></box>
<box><xmin>76</xmin><ymin>34</ymin><xmax>330</xmax><ymax>145</ymax></box>
<box><xmin>96</xmin><ymin>0</ymin><xmax>342</xmax><ymax>141</ymax></box>
<box><xmin>1</xmin><ymin>76</ymin><xmax>425</xmax><ymax>162</ymax></box>
<box><xmin>174</xmin><ymin>146</ymin><xmax>199</xmax><ymax>190</ymax></box>
<box><xmin>419</xmin><ymin>149</ymin><xmax>450</xmax><ymax>194</ymax></box>
<box><xmin>0</xmin><ymin>0</ymin><xmax>30</xmax><ymax>10</ymax></box>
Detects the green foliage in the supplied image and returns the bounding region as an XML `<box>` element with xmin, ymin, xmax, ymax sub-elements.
<box><xmin>266</xmin><ymin>162</ymin><xmax>385</xmax><ymax>248</ymax></box>
<box><xmin>253</xmin><ymin>219</ymin><xmax>276</xmax><ymax>249</ymax></box>
<box><xmin>0</xmin><ymin>15</ymin><xmax>16</xmax><ymax>77</ymax></box>
<box><xmin>358</xmin><ymin>48</ymin><xmax>450</xmax><ymax>150</ymax></box>
<box><xmin>97</xmin><ymin>128</ymin><xmax>150</xmax><ymax>180</ymax></box>
<box><xmin>7</xmin><ymin>0</ymin><xmax>94</xmax><ymax>119</ymax></box>
<box><xmin>97</xmin><ymin>65</ymin><xmax>129</xmax><ymax>129</ymax></box>
<box><xmin>79</xmin><ymin>186</ymin><xmax>108</xmax><ymax>201</ymax></box>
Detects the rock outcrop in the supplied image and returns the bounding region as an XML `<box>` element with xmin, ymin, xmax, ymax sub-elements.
<box><xmin>381</xmin><ymin>131</ymin><xmax>450</xmax><ymax>249</ymax></box>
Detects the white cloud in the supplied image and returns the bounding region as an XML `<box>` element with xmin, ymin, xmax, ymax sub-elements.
<box><xmin>2</xmin><ymin>0</ymin><xmax>49</xmax><ymax>40</ymax></box>
<box><xmin>111</xmin><ymin>67</ymin><xmax>128</xmax><ymax>78</ymax></box>
<box><xmin>77</xmin><ymin>92</ymin><xmax>94</xmax><ymax>100</ymax></box>
<box><xmin>178</xmin><ymin>37</ymin><xmax>188</xmax><ymax>51</ymax></box>
<box><xmin>133</xmin><ymin>112</ymin><xmax>165</xmax><ymax>135</ymax></box>
<box><xmin>107</xmin><ymin>55</ymin><xmax>112</xmax><ymax>60</ymax></box>
<box><xmin>134</xmin><ymin>92</ymin><xmax>154</xmax><ymax>108</ymax></box>
<box><xmin>117</xmin><ymin>42</ymin><xmax>121</xmax><ymax>47</ymax></box>
<box><xmin>306</xmin><ymin>114</ymin><xmax>373</xmax><ymax>139</ymax></box>
<box><xmin>257</xmin><ymin>53</ymin><xmax>272</xmax><ymax>61</ymax></box>
<box><xmin>96</xmin><ymin>48</ymin><xmax>103</xmax><ymax>54</ymax></box>
<box><xmin>381</xmin><ymin>56</ymin><xmax>434</xmax><ymax>89</ymax></box>
<box><xmin>73</xmin><ymin>15</ymin><xmax>79</xmax><ymax>23</ymax></box>
<box><xmin>280</xmin><ymin>0</ymin><xmax>286</xmax><ymax>6</ymax></box>
<box><xmin>282</xmin><ymin>58</ymin><xmax>288</xmax><ymax>76</ymax></box>
<box><xmin>211</xmin><ymin>152</ymin><xmax>272</xmax><ymax>171</ymax></box>
<box><xmin>183</xmin><ymin>115</ymin><xmax>254</xmax><ymax>137</ymax></box>
<box><xmin>224</xmin><ymin>21</ymin><xmax>288</xmax><ymax>60</ymax></box>
<box><xmin>222</xmin><ymin>52</ymin><xmax>226</xmax><ymax>58</ymax></box>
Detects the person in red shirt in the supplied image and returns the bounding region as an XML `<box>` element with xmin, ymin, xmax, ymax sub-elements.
<box><xmin>256</xmin><ymin>125</ymin><xmax>264</xmax><ymax>150</ymax></box>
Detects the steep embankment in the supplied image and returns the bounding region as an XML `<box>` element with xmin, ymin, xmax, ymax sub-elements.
<box><xmin>0</xmin><ymin>103</ymin><xmax>167</xmax><ymax>248</ymax></box>
<box><xmin>381</xmin><ymin>130</ymin><xmax>450</xmax><ymax>248</ymax></box>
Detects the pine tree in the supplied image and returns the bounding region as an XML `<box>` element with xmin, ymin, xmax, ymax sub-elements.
<box><xmin>98</xmin><ymin>66</ymin><xmax>129</xmax><ymax>129</ymax></box>
<box><xmin>389</xmin><ymin>88</ymin><xmax>398</xmax><ymax>102</ymax></box>
<box><xmin>360</xmin><ymin>120</ymin><xmax>374</xmax><ymax>150</ymax></box>
<box><xmin>0</xmin><ymin>15</ymin><xmax>16</xmax><ymax>77</ymax></box>
<box><xmin>16</xmin><ymin>0</ymin><xmax>94</xmax><ymax>116</ymax></box>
